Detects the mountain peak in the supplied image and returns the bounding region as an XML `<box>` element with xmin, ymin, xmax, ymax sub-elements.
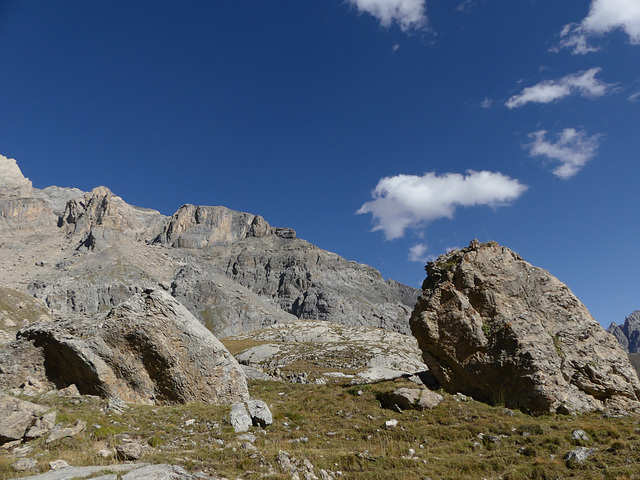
<box><xmin>0</xmin><ymin>154</ymin><xmax>33</xmax><ymax>198</ymax></box>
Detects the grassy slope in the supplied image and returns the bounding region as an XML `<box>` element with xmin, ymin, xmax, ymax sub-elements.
<box><xmin>2</xmin><ymin>379</ymin><xmax>639</xmax><ymax>480</ymax></box>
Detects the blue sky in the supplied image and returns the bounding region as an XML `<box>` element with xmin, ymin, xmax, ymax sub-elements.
<box><xmin>1</xmin><ymin>0</ymin><xmax>638</xmax><ymax>327</ymax></box>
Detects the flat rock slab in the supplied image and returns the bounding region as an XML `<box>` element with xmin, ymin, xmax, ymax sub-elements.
<box><xmin>14</xmin><ymin>463</ymin><xmax>222</xmax><ymax>480</ymax></box>
<box><xmin>16</xmin><ymin>463</ymin><xmax>147</xmax><ymax>480</ymax></box>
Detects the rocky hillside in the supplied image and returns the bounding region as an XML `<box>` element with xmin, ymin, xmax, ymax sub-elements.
<box><xmin>0</xmin><ymin>154</ymin><xmax>419</xmax><ymax>338</ymax></box>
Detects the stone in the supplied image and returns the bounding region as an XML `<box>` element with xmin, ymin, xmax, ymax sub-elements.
<box><xmin>572</xmin><ymin>429</ymin><xmax>590</xmax><ymax>442</ymax></box>
<box><xmin>381</xmin><ymin>388</ymin><xmax>442</xmax><ymax>411</ymax></box>
<box><xmin>46</xmin><ymin>420</ymin><xmax>86</xmax><ymax>444</ymax></box>
<box><xmin>115</xmin><ymin>441</ymin><xmax>147</xmax><ymax>461</ymax></box>
<box><xmin>0</xmin><ymin>393</ymin><xmax>49</xmax><ymax>444</ymax></box>
<box><xmin>16</xmin><ymin>290</ymin><xmax>249</xmax><ymax>405</ymax></box>
<box><xmin>230</xmin><ymin>403</ymin><xmax>252</xmax><ymax>433</ymax></box>
<box><xmin>49</xmin><ymin>460</ymin><xmax>70</xmax><ymax>470</ymax></box>
<box><xmin>14</xmin><ymin>463</ymin><xmax>148</xmax><ymax>480</ymax></box>
<box><xmin>246</xmin><ymin>399</ymin><xmax>273</xmax><ymax>427</ymax></box>
<box><xmin>410</xmin><ymin>240</ymin><xmax>640</xmax><ymax>414</ymax></box>
<box><xmin>12</xmin><ymin>457</ymin><xmax>37</xmax><ymax>472</ymax></box>
<box><xmin>25</xmin><ymin>410</ymin><xmax>57</xmax><ymax>439</ymax></box>
<box><xmin>385</xmin><ymin>419</ymin><xmax>398</xmax><ymax>429</ymax></box>
<box><xmin>120</xmin><ymin>464</ymin><xmax>215</xmax><ymax>479</ymax></box>
<box><xmin>564</xmin><ymin>447</ymin><xmax>596</xmax><ymax>465</ymax></box>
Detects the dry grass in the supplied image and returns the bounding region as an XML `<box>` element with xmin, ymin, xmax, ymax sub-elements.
<box><xmin>2</xmin><ymin>379</ymin><xmax>640</xmax><ymax>479</ymax></box>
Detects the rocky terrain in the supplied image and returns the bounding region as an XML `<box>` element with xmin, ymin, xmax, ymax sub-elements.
<box><xmin>0</xmin><ymin>155</ymin><xmax>419</xmax><ymax>339</ymax></box>
<box><xmin>225</xmin><ymin>320</ymin><xmax>431</xmax><ymax>385</ymax></box>
<box><xmin>410</xmin><ymin>240</ymin><xmax>640</xmax><ymax>414</ymax></box>
<box><xmin>3</xmin><ymin>154</ymin><xmax>640</xmax><ymax>479</ymax></box>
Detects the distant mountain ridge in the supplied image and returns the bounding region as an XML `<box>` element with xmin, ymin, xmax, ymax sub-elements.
<box><xmin>608</xmin><ymin>311</ymin><xmax>640</xmax><ymax>353</ymax></box>
<box><xmin>0</xmin><ymin>154</ymin><xmax>419</xmax><ymax>338</ymax></box>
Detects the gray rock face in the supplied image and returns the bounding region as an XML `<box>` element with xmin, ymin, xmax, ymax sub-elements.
<box><xmin>202</xmin><ymin>236</ymin><xmax>419</xmax><ymax>335</ymax></box>
<box><xmin>608</xmin><ymin>311</ymin><xmax>640</xmax><ymax>353</ymax></box>
<box><xmin>154</xmin><ymin>204</ymin><xmax>276</xmax><ymax>248</ymax></box>
<box><xmin>410</xmin><ymin>240</ymin><xmax>640</xmax><ymax>414</ymax></box>
<box><xmin>12</xmin><ymin>290</ymin><xmax>249</xmax><ymax>405</ymax></box>
<box><xmin>1</xmin><ymin>155</ymin><xmax>418</xmax><ymax>343</ymax></box>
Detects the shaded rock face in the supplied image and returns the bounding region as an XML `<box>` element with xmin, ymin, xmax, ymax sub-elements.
<box><xmin>410</xmin><ymin>240</ymin><xmax>640</xmax><ymax>414</ymax></box>
<box><xmin>13</xmin><ymin>290</ymin><xmax>248</xmax><ymax>405</ymax></box>
<box><xmin>202</xmin><ymin>236</ymin><xmax>418</xmax><ymax>335</ymax></box>
<box><xmin>608</xmin><ymin>311</ymin><xmax>640</xmax><ymax>353</ymax></box>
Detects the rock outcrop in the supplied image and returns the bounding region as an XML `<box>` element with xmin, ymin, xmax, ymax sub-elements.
<box><xmin>410</xmin><ymin>240</ymin><xmax>640</xmax><ymax>414</ymax></box>
<box><xmin>228</xmin><ymin>320</ymin><xmax>427</xmax><ymax>383</ymax></box>
<box><xmin>608</xmin><ymin>311</ymin><xmax>640</xmax><ymax>353</ymax></box>
<box><xmin>0</xmin><ymin>154</ymin><xmax>33</xmax><ymax>198</ymax></box>
<box><xmin>8</xmin><ymin>290</ymin><xmax>248</xmax><ymax>405</ymax></box>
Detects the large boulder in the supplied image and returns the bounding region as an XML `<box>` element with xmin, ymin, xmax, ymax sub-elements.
<box><xmin>14</xmin><ymin>289</ymin><xmax>248</xmax><ymax>405</ymax></box>
<box><xmin>410</xmin><ymin>240</ymin><xmax>640</xmax><ymax>414</ymax></box>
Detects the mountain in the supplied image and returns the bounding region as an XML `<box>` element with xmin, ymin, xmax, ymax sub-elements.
<box><xmin>607</xmin><ymin>311</ymin><xmax>640</xmax><ymax>353</ymax></box>
<box><xmin>0</xmin><ymin>154</ymin><xmax>419</xmax><ymax>338</ymax></box>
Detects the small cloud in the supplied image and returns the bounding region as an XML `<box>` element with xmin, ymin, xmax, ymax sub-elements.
<box><xmin>629</xmin><ymin>91</ymin><xmax>640</xmax><ymax>102</ymax></box>
<box><xmin>524</xmin><ymin>128</ymin><xmax>601</xmax><ymax>179</ymax></box>
<box><xmin>480</xmin><ymin>98</ymin><xmax>492</xmax><ymax>109</ymax></box>
<box><xmin>457</xmin><ymin>0</ymin><xmax>475</xmax><ymax>13</ymax></box>
<box><xmin>357</xmin><ymin>170</ymin><xmax>527</xmax><ymax>240</ymax></box>
<box><xmin>556</xmin><ymin>0</ymin><xmax>640</xmax><ymax>54</ymax></box>
<box><xmin>505</xmin><ymin>68</ymin><xmax>611</xmax><ymax>109</ymax></box>
<box><xmin>408</xmin><ymin>243</ymin><xmax>432</xmax><ymax>263</ymax></box>
<box><xmin>345</xmin><ymin>0</ymin><xmax>427</xmax><ymax>31</ymax></box>
<box><xmin>392</xmin><ymin>43</ymin><xmax>400</xmax><ymax>53</ymax></box>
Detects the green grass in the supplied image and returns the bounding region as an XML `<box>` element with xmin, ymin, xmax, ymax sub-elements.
<box><xmin>2</xmin><ymin>379</ymin><xmax>640</xmax><ymax>479</ymax></box>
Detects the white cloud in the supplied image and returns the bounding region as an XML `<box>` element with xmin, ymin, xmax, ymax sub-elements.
<box><xmin>408</xmin><ymin>243</ymin><xmax>431</xmax><ymax>262</ymax></box>
<box><xmin>524</xmin><ymin>128</ymin><xmax>601</xmax><ymax>179</ymax></box>
<box><xmin>392</xmin><ymin>43</ymin><xmax>400</xmax><ymax>53</ymax></box>
<box><xmin>558</xmin><ymin>0</ymin><xmax>640</xmax><ymax>54</ymax></box>
<box><xmin>346</xmin><ymin>0</ymin><xmax>427</xmax><ymax>31</ymax></box>
<box><xmin>357</xmin><ymin>170</ymin><xmax>527</xmax><ymax>240</ymax></box>
<box><xmin>505</xmin><ymin>68</ymin><xmax>611</xmax><ymax>109</ymax></box>
<box><xmin>480</xmin><ymin>97</ymin><xmax>492</xmax><ymax>108</ymax></box>
<box><xmin>457</xmin><ymin>0</ymin><xmax>475</xmax><ymax>13</ymax></box>
<box><xmin>629</xmin><ymin>91</ymin><xmax>640</xmax><ymax>102</ymax></box>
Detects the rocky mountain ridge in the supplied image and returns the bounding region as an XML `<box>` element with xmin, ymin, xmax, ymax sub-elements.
<box><xmin>0</xmin><ymin>154</ymin><xmax>419</xmax><ymax>338</ymax></box>
<box><xmin>608</xmin><ymin>310</ymin><xmax>640</xmax><ymax>353</ymax></box>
